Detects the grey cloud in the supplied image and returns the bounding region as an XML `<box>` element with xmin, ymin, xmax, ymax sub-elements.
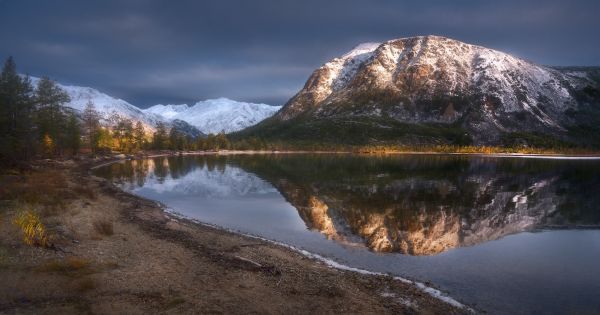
<box><xmin>1</xmin><ymin>0</ymin><xmax>599</xmax><ymax>107</ymax></box>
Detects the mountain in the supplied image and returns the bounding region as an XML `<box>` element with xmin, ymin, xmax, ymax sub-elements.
<box><xmin>239</xmin><ymin>35</ymin><xmax>600</xmax><ymax>147</ymax></box>
<box><xmin>145</xmin><ymin>98</ymin><xmax>281</xmax><ymax>134</ymax></box>
<box><xmin>144</xmin><ymin>104</ymin><xmax>190</xmax><ymax>119</ymax></box>
<box><xmin>29</xmin><ymin>77</ymin><xmax>278</xmax><ymax>137</ymax></box>
<box><xmin>29</xmin><ymin>76</ymin><xmax>166</xmax><ymax>133</ymax></box>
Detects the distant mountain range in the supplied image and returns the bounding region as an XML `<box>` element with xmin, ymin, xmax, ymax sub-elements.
<box><xmin>29</xmin><ymin>77</ymin><xmax>281</xmax><ymax>136</ymax></box>
<box><xmin>239</xmin><ymin>35</ymin><xmax>600</xmax><ymax>147</ymax></box>
<box><xmin>145</xmin><ymin>99</ymin><xmax>281</xmax><ymax>134</ymax></box>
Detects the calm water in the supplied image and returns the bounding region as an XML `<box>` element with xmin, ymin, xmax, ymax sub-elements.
<box><xmin>94</xmin><ymin>154</ymin><xmax>600</xmax><ymax>314</ymax></box>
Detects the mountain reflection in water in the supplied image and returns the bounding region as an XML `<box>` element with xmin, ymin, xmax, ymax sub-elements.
<box><xmin>95</xmin><ymin>154</ymin><xmax>600</xmax><ymax>256</ymax></box>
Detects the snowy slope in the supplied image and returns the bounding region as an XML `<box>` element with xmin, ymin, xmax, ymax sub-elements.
<box><xmin>145</xmin><ymin>98</ymin><xmax>281</xmax><ymax>134</ymax></box>
<box><xmin>268</xmin><ymin>35</ymin><xmax>600</xmax><ymax>144</ymax></box>
<box><xmin>29</xmin><ymin>77</ymin><xmax>280</xmax><ymax>135</ymax></box>
<box><xmin>144</xmin><ymin>104</ymin><xmax>190</xmax><ymax>119</ymax></box>
<box><xmin>29</xmin><ymin>77</ymin><xmax>165</xmax><ymax>132</ymax></box>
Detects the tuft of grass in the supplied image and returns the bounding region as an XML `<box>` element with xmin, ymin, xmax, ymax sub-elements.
<box><xmin>93</xmin><ymin>220</ymin><xmax>114</xmax><ymax>236</ymax></box>
<box><xmin>13</xmin><ymin>208</ymin><xmax>49</xmax><ymax>247</ymax></box>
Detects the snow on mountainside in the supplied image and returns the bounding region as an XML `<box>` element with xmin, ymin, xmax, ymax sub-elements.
<box><xmin>257</xmin><ymin>35</ymin><xmax>600</xmax><ymax>146</ymax></box>
<box><xmin>145</xmin><ymin>98</ymin><xmax>281</xmax><ymax>134</ymax></box>
<box><xmin>29</xmin><ymin>77</ymin><xmax>280</xmax><ymax>135</ymax></box>
<box><xmin>144</xmin><ymin>104</ymin><xmax>190</xmax><ymax>119</ymax></box>
<box><xmin>29</xmin><ymin>77</ymin><xmax>165</xmax><ymax>132</ymax></box>
<box><xmin>126</xmin><ymin>161</ymin><xmax>277</xmax><ymax>197</ymax></box>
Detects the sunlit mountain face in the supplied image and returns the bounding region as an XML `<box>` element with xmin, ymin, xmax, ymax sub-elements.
<box><xmin>96</xmin><ymin>154</ymin><xmax>600</xmax><ymax>256</ymax></box>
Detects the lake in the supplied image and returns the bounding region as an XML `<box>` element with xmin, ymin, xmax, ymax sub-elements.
<box><xmin>94</xmin><ymin>153</ymin><xmax>600</xmax><ymax>314</ymax></box>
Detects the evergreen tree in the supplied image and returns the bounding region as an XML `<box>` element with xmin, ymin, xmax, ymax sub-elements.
<box><xmin>152</xmin><ymin>122</ymin><xmax>168</xmax><ymax>150</ymax></box>
<box><xmin>34</xmin><ymin>76</ymin><xmax>70</xmax><ymax>156</ymax></box>
<box><xmin>215</xmin><ymin>132</ymin><xmax>230</xmax><ymax>150</ymax></box>
<box><xmin>133</xmin><ymin>121</ymin><xmax>145</xmax><ymax>151</ymax></box>
<box><xmin>65</xmin><ymin>113</ymin><xmax>81</xmax><ymax>155</ymax></box>
<box><xmin>82</xmin><ymin>100</ymin><xmax>101</xmax><ymax>154</ymax></box>
<box><xmin>0</xmin><ymin>57</ymin><xmax>35</xmax><ymax>165</ymax></box>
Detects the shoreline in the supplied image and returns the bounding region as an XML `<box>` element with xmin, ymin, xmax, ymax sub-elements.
<box><xmin>0</xmin><ymin>159</ymin><xmax>471</xmax><ymax>314</ymax></box>
<box><xmin>91</xmin><ymin>157</ymin><xmax>471</xmax><ymax>310</ymax></box>
<box><xmin>91</xmin><ymin>149</ymin><xmax>600</xmax><ymax>171</ymax></box>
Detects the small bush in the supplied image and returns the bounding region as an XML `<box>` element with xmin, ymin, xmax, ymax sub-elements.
<box><xmin>13</xmin><ymin>208</ymin><xmax>49</xmax><ymax>247</ymax></box>
<box><xmin>93</xmin><ymin>220</ymin><xmax>114</xmax><ymax>236</ymax></box>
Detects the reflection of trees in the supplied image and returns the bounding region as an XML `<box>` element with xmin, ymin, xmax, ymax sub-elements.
<box><xmin>96</xmin><ymin>155</ymin><xmax>232</xmax><ymax>189</ymax></box>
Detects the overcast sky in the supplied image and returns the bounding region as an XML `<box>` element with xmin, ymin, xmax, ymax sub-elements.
<box><xmin>1</xmin><ymin>0</ymin><xmax>599</xmax><ymax>107</ymax></box>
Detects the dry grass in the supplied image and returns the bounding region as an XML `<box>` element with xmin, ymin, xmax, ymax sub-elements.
<box><xmin>93</xmin><ymin>220</ymin><xmax>114</xmax><ymax>236</ymax></box>
<box><xmin>1</xmin><ymin>170</ymin><xmax>73</xmax><ymax>218</ymax></box>
<box><xmin>13</xmin><ymin>208</ymin><xmax>49</xmax><ymax>247</ymax></box>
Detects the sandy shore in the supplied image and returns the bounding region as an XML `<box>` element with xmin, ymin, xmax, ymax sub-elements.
<box><xmin>0</xmin><ymin>159</ymin><xmax>470</xmax><ymax>314</ymax></box>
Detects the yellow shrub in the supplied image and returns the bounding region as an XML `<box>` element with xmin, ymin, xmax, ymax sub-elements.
<box><xmin>13</xmin><ymin>209</ymin><xmax>49</xmax><ymax>247</ymax></box>
<box><xmin>43</xmin><ymin>134</ymin><xmax>55</xmax><ymax>157</ymax></box>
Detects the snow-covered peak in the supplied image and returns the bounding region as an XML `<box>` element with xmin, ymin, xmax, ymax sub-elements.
<box><xmin>341</xmin><ymin>42</ymin><xmax>381</xmax><ymax>59</ymax></box>
<box><xmin>274</xmin><ymin>35</ymin><xmax>600</xmax><ymax>144</ymax></box>
<box><xmin>145</xmin><ymin>104</ymin><xmax>190</xmax><ymax>119</ymax></box>
<box><xmin>162</xmin><ymin>98</ymin><xmax>282</xmax><ymax>134</ymax></box>
<box><xmin>317</xmin><ymin>42</ymin><xmax>381</xmax><ymax>94</ymax></box>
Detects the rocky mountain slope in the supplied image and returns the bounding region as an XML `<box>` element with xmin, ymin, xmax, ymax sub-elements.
<box><xmin>240</xmin><ymin>35</ymin><xmax>600</xmax><ymax>147</ymax></box>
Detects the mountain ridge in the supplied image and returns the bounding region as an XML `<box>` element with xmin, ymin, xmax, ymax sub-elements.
<box><xmin>145</xmin><ymin>98</ymin><xmax>281</xmax><ymax>134</ymax></box>
<box><xmin>240</xmin><ymin>35</ymin><xmax>600</xmax><ymax>147</ymax></box>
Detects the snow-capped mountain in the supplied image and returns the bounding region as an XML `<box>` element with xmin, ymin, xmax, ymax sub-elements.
<box><xmin>145</xmin><ymin>98</ymin><xmax>281</xmax><ymax>134</ymax></box>
<box><xmin>247</xmin><ymin>35</ymin><xmax>600</xmax><ymax>146</ymax></box>
<box><xmin>29</xmin><ymin>77</ymin><xmax>280</xmax><ymax>136</ymax></box>
<box><xmin>29</xmin><ymin>76</ymin><xmax>166</xmax><ymax>132</ymax></box>
<box><xmin>144</xmin><ymin>104</ymin><xmax>190</xmax><ymax>120</ymax></box>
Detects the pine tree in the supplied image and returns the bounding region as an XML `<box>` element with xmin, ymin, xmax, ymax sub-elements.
<box><xmin>133</xmin><ymin>121</ymin><xmax>145</xmax><ymax>151</ymax></box>
<box><xmin>82</xmin><ymin>100</ymin><xmax>101</xmax><ymax>154</ymax></box>
<box><xmin>66</xmin><ymin>113</ymin><xmax>81</xmax><ymax>155</ymax></box>
<box><xmin>169</xmin><ymin>128</ymin><xmax>182</xmax><ymax>150</ymax></box>
<box><xmin>0</xmin><ymin>57</ymin><xmax>35</xmax><ymax>165</ymax></box>
<box><xmin>34</xmin><ymin>76</ymin><xmax>70</xmax><ymax>156</ymax></box>
<box><xmin>152</xmin><ymin>122</ymin><xmax>168</xmax><ymax>150</ymax></box>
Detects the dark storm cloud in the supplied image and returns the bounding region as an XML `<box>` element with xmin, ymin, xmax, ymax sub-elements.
<box><xmin>1</xmin><ymin>0</ymin><xmax>599</xmax><ymax>107</ymax></box>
